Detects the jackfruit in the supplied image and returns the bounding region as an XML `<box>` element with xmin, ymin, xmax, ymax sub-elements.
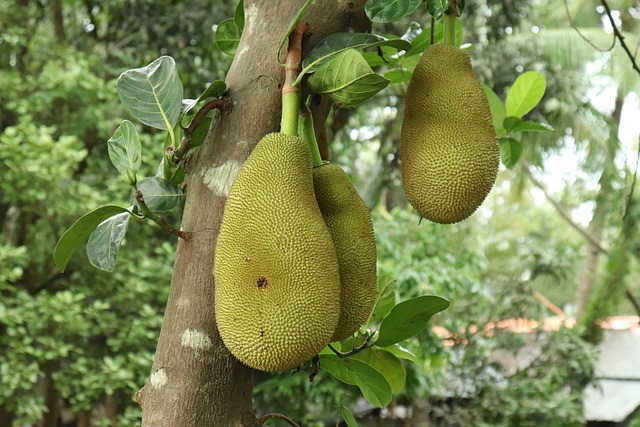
<box><xmin>312</xmin><ymin>163</ymin><xmax>377</xmax><ymax>341</ymax></box>
<box><xmin>214</xmin><ymin>133</ymin><xmax>341</xmax><ymax>372</ymax></box>
<box><xmin>401</xmin><ymin>43</ymin><xmax>499</xmax><ymax>224</ymax></box>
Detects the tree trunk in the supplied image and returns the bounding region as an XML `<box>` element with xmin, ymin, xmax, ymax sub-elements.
<box><xmin>38</xmin><ymin>360</ymin><xmax>61</xmax><ymax>427</ymax></box>
<box><xmin>76</xmin><ymin>410</ymin><xmax>92</xmax><ymax>427</ymax></box>
<box><xmin>574</xmin><ymin>92</ymin><xmax>625</xmax><ymax>319</ymax></box>
<box><xmin>0</xmin><ymin>406</ymin><xmax>15</xmax><ymax>427</ymax></box>
<box><xmin>138</xmin><ymin>2</ymin><xmax>369</xmax><ymax>425</ymax></box>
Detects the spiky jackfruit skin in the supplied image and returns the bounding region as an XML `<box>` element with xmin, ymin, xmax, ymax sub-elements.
<box><xmin>401</xmin><ymin>44</ymin><xmax>499</xmax><ymax>224</ymax></box>
<box><xmin>312</xmin><ymin>163</ymin><xmax>377</xmax><ymax>341</ymax></box>
<box><xmin>214</xmin><ymin>133</ymin><xmax>341</xmax><ymax>372</ymax></box>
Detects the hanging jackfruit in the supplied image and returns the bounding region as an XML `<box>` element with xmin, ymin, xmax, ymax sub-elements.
<box><xmin>214</xmin><ymin>133</ymin><xmax>341</xmax><ymax>372</ymax></box>
<box><xmin>312</xmin><ymin>163</ymin><xmax>377</xmax><ymax>341</ymax></box>
<box><xmin>401</xmin><ymin>43</ymin><xmax>499</xmax><ymax>224</ymax></box>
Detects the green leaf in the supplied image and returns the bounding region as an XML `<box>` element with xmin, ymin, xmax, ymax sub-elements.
<box><xmin>365</xmin><ymin>0</ymin><xmax>423</xmax><ymax>23</ymax></box>
<box><xmin>352</xmin><ymin>348</ymin><xmax>406</xmax><ymax>393</ymax></box>
<box><xmin>107</xmin><ymin>120</ymin><xmax>142</xmax><ymax>175</ymax></box>
<box><xmin>369</xmin><ymin>275</ymin><xmax>396</xmax><ymax>324</ymax></box>
<box><xmin>320</xmin><ymin>354</ymin><xmax>392</xmax><ymax>408</ymax></box>
<box><xmin>117</xmin><ymin>56</ymin><xmax>184</xmax><ymax>131</ymax></box>
<box><xmin>135</xmin><ymin>177</ymin><xmax>184</xmax><ymax>212</ymax></box>
<box><xmin>307</xmin><ymin>49</ymin><xmax>389</xmax><ymax>108</ymax></box>
<box><xmin>505</xmin><ymin>71</ymin><xmax>546</xmax><ymax>118</ymax></box>
<box><xmin>303</xmin><ymin>33</ymin><xmax>411</xmax><ymax>73</ymax></box>
<box><xmin>190</xmin><ymin>115</ymin><xmax>212</xmax><ymax>149</ymax></box>
<box><xmin>214</xmin><ymin>18</ymin><xmax>241</xmax><ymax>57</ymax></box>
<box><xmin>277</xmin><ymin>0</ymin><xmax>313</xmax><ymax>65</ymax></box>
<box><xmin>379</xmin><ymin>344</ymin><xmax>420</xmax><ymax>364</ymax></box>
<box><xmin>198</xmin><ymin>80</ymin><xmax>227</xmax><ymax>101</ymax></box>
<box><xmin>404</xmin><ymin>19</ymin><xmax>463</xmax><ymax>57</ymax></box>
<box><xmin>340</xmin><ymin>406</ymin><xmax>358</xmax><ymax>427</ymax></box>
<box><xmin>503</xmin><ymin>116</ymin><xmax>553</xmax><ymax>133</ymax></box>
<box><xmin>53</xmin><ymin>206</ymin><xmax>131</xmax><ymax>272</ymax></box>
<box><xmin>233</xmin><ymin>0</ymin><xmax>244</xmax><ymax>30</ymax></box>
<box><xmin>482</xmin><ymin>83</ymin><xmax>506</xmax><ymax>137</ymax></box>
<box><xmin>86</xmin><ymin>212</ymin><xmax>130</xmax><ymax>271</ymax></box>
<box><xmin>426</xmin><ymin>0</ymin><xmax>447</xmax><ymax>20</ymax></box>
<box><xmin>499</xmin><ymin>137</ymin><xmax>523</xmax><ymax>169</ymax></box>
<box><xmin>376</xmin><ymin>295</ymin><xmax>450</xmax><ymax>347</ymax></box>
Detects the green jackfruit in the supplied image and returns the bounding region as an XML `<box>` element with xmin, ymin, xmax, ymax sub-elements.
<box><xmin>312</xmin><ymin>163</ymin><xmax>377</xmax><ymax>341</ymax></box>
<box><xmin>214</xmin><ymin>133</ymin><xmax>341</xmax><ymax>372</ymax></box>
<box><xmin>401</xmin><ymin>43</ymin><xmax>499</xmax><ymax>224</ymax></box>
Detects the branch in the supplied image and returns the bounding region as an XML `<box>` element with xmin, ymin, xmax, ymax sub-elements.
<box><xmin>281</xmin><ymin>20</ymin><xmax>308</xmax><ymax>135</ymax></box>
<box><xmin>626</xmin><ymin>289</ymin><xmax>640</xmax><ymax>319</ymax></box>
<box><xmin>134</xmin><ymin>190</ymin><xmax>191</xmax><ymax>240</ymax></box>
<box><xmin>168</xmin><ymin>99</ymin><xmax>227</xmax><ymax>163</ymax></box>
<box><xmin>257</xmin><ymin>413</ymin><xmax>300</xmax><ymax>427</ymax></box>
<box><xmin>521</xmin><ymin>162</ymin><xmax>608</xmax><ymax>254</ymax></box>
<box><xmin>600</xmin><ymin>0</ymin><xmax>640</xmax><ymax>77</ymax></box>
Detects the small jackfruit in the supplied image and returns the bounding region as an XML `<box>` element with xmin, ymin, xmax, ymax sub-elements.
<box><xmin>214</xmin><ymin>133</ymin><xmax>341</xmax><ymax>372</ymax></box>
<box><xmin>401</xmin><ymin>43</ymin><xmax>499</xmax><ymax>224</ymax></box>
<box><xmin>313</xmin><ymin>163</ymin><xmax>377</xmax><ymax>342</ymax></box>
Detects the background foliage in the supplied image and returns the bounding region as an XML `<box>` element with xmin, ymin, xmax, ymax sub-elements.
<box><xmin>1</xmin><ymin>0</ymin><xmax>639</xmax><ymax>426</ymax></box>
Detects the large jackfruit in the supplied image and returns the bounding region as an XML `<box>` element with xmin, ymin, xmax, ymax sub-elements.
<box><xmin>312</xmin><ymin>163</ymin><xmax>377</xmax><ymax>342</ymax></box>
<box><xmin>214</xmin><ymin>133</ymin><xmax>341</xmax><ymax>372</ymax></box>
<box><xmin>401</xmin><ymin>43</ymin><xmax>499</xmax><ymax>224</ymax></box>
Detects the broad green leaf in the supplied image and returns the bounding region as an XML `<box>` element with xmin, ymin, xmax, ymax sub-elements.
<box><xmin>320</xmin><ymin>354</ymin><xmax>392</xmax><ymax>408</ymax></box>
<box><xmin>53</xmin><ymin>205</ymin><xmax>131</xmax><ymax>272</ymax></box>
<box><xmin>276</xmin><ymin>0</ymin><xmax>312</xmax><ymax>65</ymax></box>
<box><xmin>369</xmin><ymin>275</ymin><xmax>396</xmax><ymax>324</ymax></box>
<box><xmin>380</xmin><ymin>344</ymin><xmax>420</xmax><ymax>364</ymax></box>
<box><xmin>376</xmin><ymin>295</ymin><xmax>450</xmax><ymax>347</ymax></box>
<box><xmin>303</xmin><ymin>33</ymin><xmax>411</xmax><ymax>72</ymax></box>
<box><xmin>499</xmin><ymin>137</ymin><xmax>523</xmax><ymax>169</ymax></box>
<box><xmin>307</xmin><ymin>49</ymin><xmax>389</xmax><ymax>108</ymax></box>
<box><xmin>135</xmin><ymin>177</ymin><xmax>184</xmax><ymax>212</ymax></box>
<box><xmin>505</xmin><ymin>71</ymin><xmax>546</xmax><ymax>118</ymax></box>
<box><xmin>352</xmin><ymin>348</ymin><xmax>406</xmax><ymax>393</ymax></box>
<box><xmin>340</xmin><ymin>406</ymin><xmax>358</xmax><ymax>427</ymax></box>
<box><xmin>107</xmin><ymin>120</ymin><xmax>142</xmax><ymax>175</ymax></box>
<box><xmin>366</xmin><ymin>0</ymin><xmax>423</xmax><ymax>23</ymax></box>
<box><xmin>426</xmin><ymin>0</ymin><xmax>447</xmax><ymax>20</ymax></box>
<box><xmin>190</xmin><ymin>115</ymin><xmax>213</xmax><ymax>149</ymax></box>
<box><xmin>504</xmin><ymin>116</ymin><xmax>553</xmax><ymax>133</ymax></box>
<box><xmin>86</xmin><ymin>212</ymin><xmax>130</xmax><ymax>271</ymax></box>
<box><xmin>481</xmin><ymin>83</ymin><xmax>506</xmax><ymax>137</ymax></box>
<box><xmin>214</xmin><ymin>18</ymin><xmax>241</xmax><ymax>57</ymax></box>
<box><xmin>384</xmin><ymin>68</ymin><xmax>410</xmax><ymax>86</ymax></box>
<box><xmin>233</xmin><ymin>0</ymin><xmax>244</xmax><ymax>30</ymax></box>
<box><xmin>117</xmin><ymin>56</ymin><xmax>183</xmax><ymax>131</ymax></box>
<box><xmin>198</xmin><ymin>80</ymin><xmax>227</xmax><ymax>101</ymax></box>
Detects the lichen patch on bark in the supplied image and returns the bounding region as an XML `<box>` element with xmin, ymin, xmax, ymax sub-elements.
<box><xmin>201</xmin><ymin>160</ymin><xmax>240</xmax><ymax>196</ymax></box>
<box><xmin>150</xmin><ymin>368</ymin><xmax>168</xmax><ymax>389</ymax></box>
<box><xmin>181</xmin><ymin>328</ymin><xmax>213</xmax><ymax>351</ymax></box>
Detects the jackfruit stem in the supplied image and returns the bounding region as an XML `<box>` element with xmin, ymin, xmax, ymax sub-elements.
<box><xmin>281</xmin><ymin>91</ymin><xmax>300</xmax><ymax>136</ymax></box>
<box><xmin>443</xmin><ymin>14</ymin><xmax>457</xmax><ymax>46</ymax></box>
<box><xmin>300</xmin><ymin>108</ymin><xmax>323</xmax><ymax>167</ymax></box>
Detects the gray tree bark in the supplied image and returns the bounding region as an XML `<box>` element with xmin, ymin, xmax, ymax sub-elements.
<box><xmin>138</xmin><ymin>1</ymin><xmax>369</xmax><ymax>425</ymax></box>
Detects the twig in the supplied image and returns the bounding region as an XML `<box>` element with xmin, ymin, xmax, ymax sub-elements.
<box><xmin>626</xmin><ymin>289</ymin><xmax>640</xmax><ymax>320</ymax></box>
<box><xmin>134</xmin><ymin>190</ymin><xmax>191</xmax><ymax>240</ymax></box>
<box><xmin>257</xmin><ymin>413</ymin><xmax>300</xmax><ymax>427</ymax></box>
<box><xmin>564</xmin><ymin>0</ymin><xmax>614</xmax><ymax>53</ymax></box>
<box><xmin>309</xmin><ymin>355</ymin><xmax>320</xmax><ymax>382</ymax></box>
<box><xmin>600</xmin><ymin>0</ymin><xmax>640</xmax><ymax>76</ymax></box>
<box><xmin>169</xmin><ymin>98</ymin><xmax>227</xmax><ymax>163</ymax></box>
<box><xmin>521</xmin><ymin>161</ymin><xmax>608</xmax><ymax>254</ymax></box>
<box><xmin>327</xmin><ymin>333</ymin><xmax>375</xmax><ymax>358</ymax></box>
<box><xmin>284</xmin><ymin>20</ymin><xmax>307</xmax><ymax>92</ymax></box>
<box><xmin>623</xmin><ymin>135</ymin><xmax>640</xmax><ymax>220</ymax></box>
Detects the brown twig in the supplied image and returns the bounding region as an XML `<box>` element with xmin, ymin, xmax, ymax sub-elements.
<box><xmin>284</xmin><ymin>20</ymin><xmax>308</xmax><ymax>93</ymax></box>
<box><xmin>257</xmin><ymin>413</ymin><xmax>300</xmax><ymax>427</ymax></box>
<box><xmin>521</xmin><ymin>162</ymin><xmax>608</xmax><ymax>254</ymax></box>
<box><xmin>169</xmin><ymin>98</ymin><xmax>227</xmax><ymax>163</ymax></box>
<box><xmin>309</xmin><ymin>355</ymin><xmax>320</xmax><ymax>382</ymax></box>
<box><xmin>600</xmin><ymin>0</ymin><xmax>640</xmax><ymax>76</ymax></box>
<box><xmin>564</xmin><ymin>0</ymin><xmax>615</xmax><ymax>53</ymax></box>
<box><xmin>134</xmin><ymin>190</ymin><xmax>191</xmax><ymax>240</ymax></box>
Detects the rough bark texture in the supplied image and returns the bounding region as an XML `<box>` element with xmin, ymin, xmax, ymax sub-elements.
<box><xmin>139</xmin><ymin>1</ymin><xmax>368</xmax><ymax>426</ymax></box>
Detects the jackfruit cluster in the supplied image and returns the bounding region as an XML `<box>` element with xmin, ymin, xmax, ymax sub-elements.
<box><xmin>214</xmin><ymin>133</ymin><xmax>376</xmax><ymax>371</ymax></box>
<box><xmin>401</xmin><ymin>43</ymin><xmax>499</xmax><ymax>224</ymax></box>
